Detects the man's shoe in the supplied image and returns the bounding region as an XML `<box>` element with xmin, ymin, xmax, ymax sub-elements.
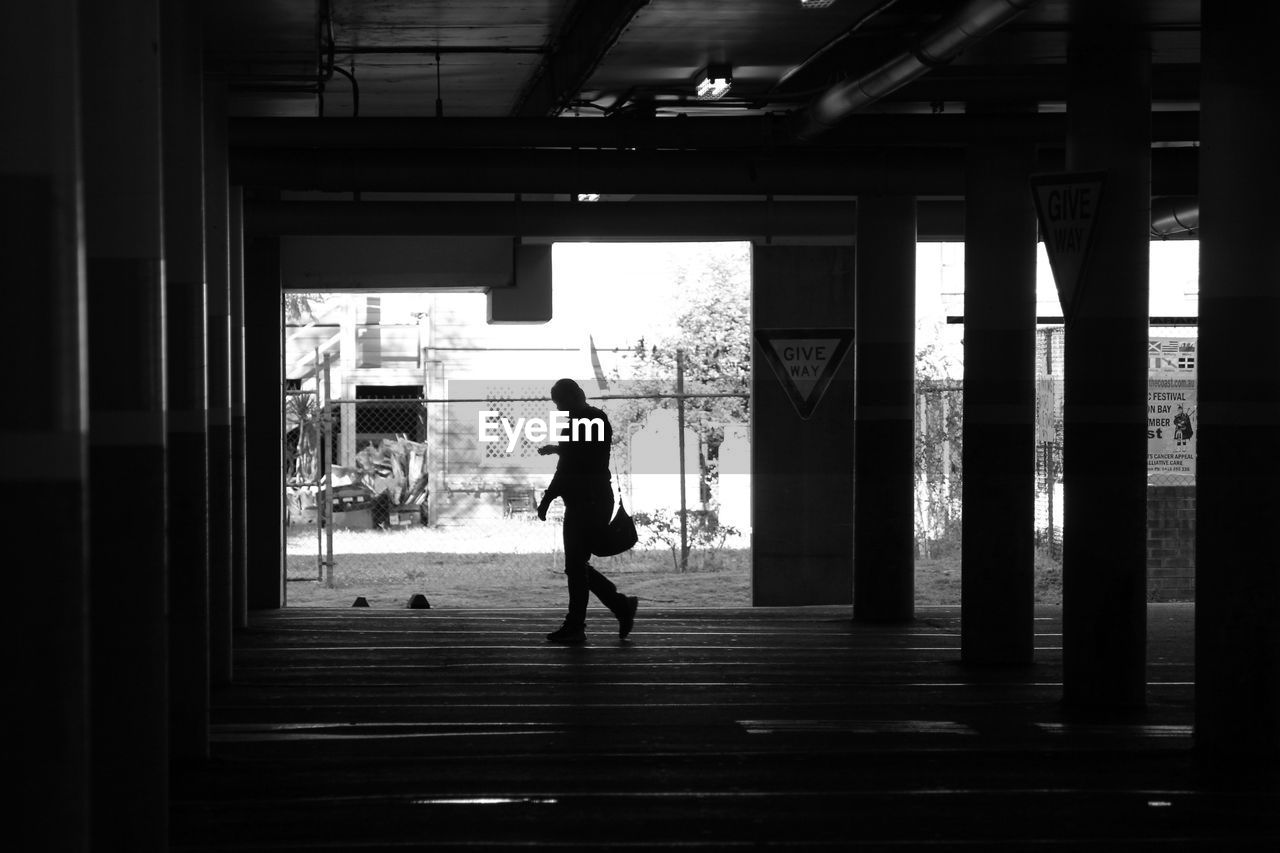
<box><xmin>546</xmin><ymin>624</ymin><xmax>586</xmax><ymax>644</ymax></box>
<box><xmin>617</xmin><ymin>596</ymin><xmax>639</xmax><ymax>639</ymax></box>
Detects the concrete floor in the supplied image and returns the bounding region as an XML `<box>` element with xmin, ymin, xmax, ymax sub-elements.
<box><xmin>170</xmin><ymin>603</ymin><xmax>1278</xmax><ymax>850</ymax></box>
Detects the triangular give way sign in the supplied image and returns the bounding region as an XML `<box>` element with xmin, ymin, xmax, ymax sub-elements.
<box><xmin>1030</xmin><ymin>171</ymin><xmax>1106</xmax><ymax>322</ymax></box>
<box><xmin>754</xmin><ymin>328</ymin><xmax>854</xmax><ymax>419</ymax></box>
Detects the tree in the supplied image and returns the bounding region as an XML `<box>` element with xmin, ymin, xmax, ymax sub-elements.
<box><xmin>913</xmin><ymin>341</ymin><xmax>962</xmax><ymax>557</ymax></box>
<box><xmin>629</xmin><ymin>243</ymin><xmax>750</xmax><ymax>425</ymax></box>
<box><xmin>285</xmin><ymin>292</ymin><xmax>329</xmax><ymax>324</ymax></box>
<box><xmin>612</xmin><ymin>244</ymin><xmax>751</xmax><ymax>510</ymax></box>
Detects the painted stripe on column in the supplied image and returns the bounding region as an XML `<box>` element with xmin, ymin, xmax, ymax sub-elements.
<box><xmin>86</xmin><ymin>257</ymin><xmax>165</xmax><ymax>412</ymax></box>
<box><xmin>1063</xmin><ymin>404</ymin><xmax>1146</xmax><ymax>423</ymax></box>
<box><xmin>1198</xmin><ymin>402</ymin><xmax>1280</xmax><ymax>426</ymax></box>
<box><xmin>963</xmin><ymin>322</ymin><xmax>1037</xmax><ymax>333</ymax></box>
<box><xmin>90</xmin><ymin>411</ymin><xmax>166</xmax><ymax>446</ymax></box>
<box><xmin>168</xmin><ymin>409</ymin><xmax>210</xmax><ymax>433</ymax></box>
<box><xmin>965</xmin><ymin>404</ymin><xmax>1034</xmax><ymax>425</ymax></box>
<box><xmin>857</xmin><ymin>404</ymin><xmax>914</xmax><ymax>421</ymax></box>
<box><xmin>0</xmin><ymin>433</ymin><xmax>85</xmax><ymax>480</ymax></box>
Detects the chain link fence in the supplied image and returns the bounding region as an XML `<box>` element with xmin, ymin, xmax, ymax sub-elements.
<box><xmin>285</xmin><ymin>330</ymin><xmax>1196</xmax><ymax>607</ymax></box>
<box><xmin>915</xmin><ymin>379</ymin><xmax>963</xmax><ymax>560</ymax></box>
<box><xmin>1035</xmin><ymin>327</ymin><xmax>1066</xmax><ymax>558</ymax></box>
<box><xmin>285</xmin><ymin>361</ymin><xmax>752</xmax><ymax>607</ymax></box>
<box><xmin>912</xmin><ymin>326</ymin><xmax>1197</xmax><ymax>601</ymax></box>
<box><xmin>1034</xmin><ymin>325</ymin><xmax>1197</xmax><ymax>599</ymax></box>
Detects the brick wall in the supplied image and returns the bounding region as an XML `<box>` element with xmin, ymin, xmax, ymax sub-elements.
<box><xmin>1147</xmin><ymin>485</ymin><xmax>1195</xmax><ymax>601</ymax></box>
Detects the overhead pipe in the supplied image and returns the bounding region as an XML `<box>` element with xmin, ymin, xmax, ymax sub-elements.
<box><xmin>1150</xmin><ymin>196</ymin><xmax>1199</xmax><ymax>237</ymax></box>
<box><xmin>797</xmin><ymin>0</ymin><xmax>1040</xmax><ymax>140</ymax></box>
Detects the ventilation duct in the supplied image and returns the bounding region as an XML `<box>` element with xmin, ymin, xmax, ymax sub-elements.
<box><xmin>798</xmin><ymin>0</ymin><xmax>1040</xmax><ymax>139</ymax></box>
<box><xmin>1150</xmin><ymin>196</ymin><xmax>1199</xmax><ymax>237</ymax></box>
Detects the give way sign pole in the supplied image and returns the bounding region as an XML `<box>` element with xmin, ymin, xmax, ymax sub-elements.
<box><xmin>1030</xmin><ymin>172</ymin><xmax>1107</xmax><ymax>323</ymax></box>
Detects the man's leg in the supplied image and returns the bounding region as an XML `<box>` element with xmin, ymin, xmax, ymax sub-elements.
<box><xmin>550</xmin><ymin>498</ymin><xmax>638</xmax><ymax>641</ymax></box>
<box><xmin>587</xmin><ymin>566</ymin><xmax>639</xmax><ymax>639</ymax></box>
<box><xmin>550</xmin><ymin>503</ymin><xmax>591</xmax><ymax>639</ymax></box>
<box><xmin>585</xmin><ymin>565</ymin><xmax>622</xmax><ymax>610</ymax></box>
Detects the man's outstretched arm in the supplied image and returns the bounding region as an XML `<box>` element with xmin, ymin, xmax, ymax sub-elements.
<box><xmin>538</xmin><ymin>446</ymin><xmax>564</xmax><ymax>520</ymax></box>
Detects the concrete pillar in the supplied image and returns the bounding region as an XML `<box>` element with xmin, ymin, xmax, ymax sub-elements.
<box><xmin>1061</xmin><ymin>0</ymin><xmax>1150</xmax><ymax>709</ymax></box>
<box><xmin>205</xmin><ymin>76</ymin><xmax>234</xmax><ymax>685</ymax></box>
<box><xmin>5</xmin><ymin>3</ymin><xmax>89</xmax><ymax>849</ymax></box>
<box><xmin>853</xmin><ymin>195</ymin><xmax>916</xmax><ymax>621</ymax></box>
<box><xmin>245</xmin><ymin>229</ymin><xmax>286</xmax><ymax>609</ymax></box>
<box><xmin>230</xmin><ymin>186</ymin><xmax>250</xmax><ymax>628</ymax></box>
<box><xmin>489</xmin><ymin>243</ymin><xmax>554</xmax><ymax>322</ymax></box>
<box><xmin>751</xmin><ymin>246</ymin><xmax>855</xmax><ymax>605</ymax></box>
<box><xmin>1195</xmin><ymin>4</ymin><xmax>1280</xmax><ymax>765</ymax></box>
<box><xmin>162</xmin><ymin>0</ymin><xmax>210</xmax><ymax>759</ymax></box>
<box><xmin>960</xmin><ymin>135</ymin><xmax>1038</xmax><ymax>664</ymax></box>
<box><xmin>81</xmin><ymin>0</ymin><xmax>170</xmax><ymax>848</ymax></box>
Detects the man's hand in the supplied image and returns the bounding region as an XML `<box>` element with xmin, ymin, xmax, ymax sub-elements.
<box><xmin>537</xmin><ymin>494</ymin><xmax>551</xmax><ymax>521</ymax></box>
<box><xmin>537</xmin><ymin>445</ymin><xmax>559</xmax><ymax>456</ymax></box>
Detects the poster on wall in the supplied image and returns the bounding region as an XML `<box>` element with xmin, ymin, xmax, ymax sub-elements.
<box><xmin>1147</xmin><ymin>337</ymin><xmax>1197</xmax><ymax>482</ymax></box>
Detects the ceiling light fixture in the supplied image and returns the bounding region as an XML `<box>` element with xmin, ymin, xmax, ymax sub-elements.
<box><xmin>800</xmin><ymin>0</ymin><xmax>837</xmax><ymax>8</ymax></box>
<box><xmin>575</xmin><ymin>193</ymin><xmax>601</xmax><ymax>202</ymax></box>
<box><xmin>695</xmin><ymin>64</ymin><xmax>733</xmax><ymax>100</ymax></box>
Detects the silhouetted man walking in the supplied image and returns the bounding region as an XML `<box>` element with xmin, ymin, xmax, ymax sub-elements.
<box><xmin>537</xmin><ymin>378</ymin><xmax>638</xmax><ymax>643</ymax></box>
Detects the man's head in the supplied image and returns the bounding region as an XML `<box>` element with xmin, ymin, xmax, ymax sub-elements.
<box><xmin>550</xmin><ymin>378</ymin><xmax>587</xmax><ymax>410</ymax></box>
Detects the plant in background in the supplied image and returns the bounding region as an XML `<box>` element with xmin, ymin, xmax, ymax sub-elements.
<box><xmin>285</xmin><ymin>392</ymin><xmax>323</xmax><ymax>483</ymax></box>
<box><xmin>610</xmin><ymin>244</ymin><xmax>751</xmax><ymax>526</ymax></box>
<box><xmin>690</xmin><ymin>511</ymin><xmax>740</xmax><ymax>571</ymax></box>
<box><xmin>632</xmin><ymin>510</ymin><xmax>683</xmax><ymax>571</ymax></box>
<box><xmin>632</xmin><ymin>508</ymin><xmax>741</xmax><ymax>572</ymax></box>
<box><xmin>914</xmin><ymin>342</ymin><xmax>963</xmax><ymax>559</ymax></box>
<box><xmin>629</xmin><ymin>243</ymin><xmax>751</xmax><ymax>431</ymax></box>
<box><xmin>286</xmin><ymin>292</ymin><xmax>330</xmax><ymax>324</ymax></box>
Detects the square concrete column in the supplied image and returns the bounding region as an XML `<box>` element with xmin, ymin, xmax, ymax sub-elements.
<box><xmin>752</xmin><ymin>245</ymin><xmax>855</xmax><ymax>605</ymax></box>
<box><xmin>244</xmin><ymin>228</ymin><xmax>286</xmax><ymax>610</ymax></box>
<box><xmin>206</xmin><ymin>76</ymin><xmax>234</xmax><ymax>687</ymax></box>
<box><xmin>1195</xmin><ymin>3</ymin><xmax>1280</xmax><ymax>766</ymax></box>
<box><xmin>854</xmin><ymin>195</ymin><xmax>917</xmax><ymax>622</ymax></box>
<box><xmin>230</xmin><ymin>186</ymin><xmax>250</xmax><ymax>629</ymax></box>
<box><xmin>82</xmin><ymin>0</ymin><xmax>171</xmax><ymax>847</ymax></box>
<box><xmin>163</xmin><ymin>0</ymin><xmax>210</xmax><ymax>761</ymax></box>
<box><xmin>961</xmin><ymin>138</ymin><xmax>1038</xmax><ymax>664</ymax></box>
<box><xmin>1062</xmin><ymin>0</ymin><xmax>1150</xmax><ymax>710</ymax></box>
<box><xmin>6</xmin><ymin>3</ymin><xmax>91</xmax><ymax>849</ymax></box>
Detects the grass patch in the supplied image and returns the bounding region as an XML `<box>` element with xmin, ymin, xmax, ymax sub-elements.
<box><xmin>285</xmin><ymin>522</ymin><xmax>1065</xmax><ymax>609</ymax></box>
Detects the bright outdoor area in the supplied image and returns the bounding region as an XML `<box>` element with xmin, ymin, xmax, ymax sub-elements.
<box><xmin>284</xmin><ymin>239</ymin><xmax>1199</xmax><ymax>609</ymax></box>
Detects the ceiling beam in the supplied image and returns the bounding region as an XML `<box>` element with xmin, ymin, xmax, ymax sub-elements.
<box><xmin>512</xmin><ymin>0</ymin><xmax>652</xmax><ymax>118</ymax></box>
<box><xmin>231</xmin><ymin>146</ymin><xmax>970</xmax><ymax>195</ymax></box>
<box><xmin>229</xmin><ymin>145</ymin><xmax>1198</xmax><ymax>196</ymax></box>
<box><xmin>227</xmin><ymin>112</ymin><xmax>1201</xmax><ymax>151</ymax></box>
<box><xmin>246</xmin><ymin>199</ymin><xmax>965</xmax><ymax>241</ymax></box>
